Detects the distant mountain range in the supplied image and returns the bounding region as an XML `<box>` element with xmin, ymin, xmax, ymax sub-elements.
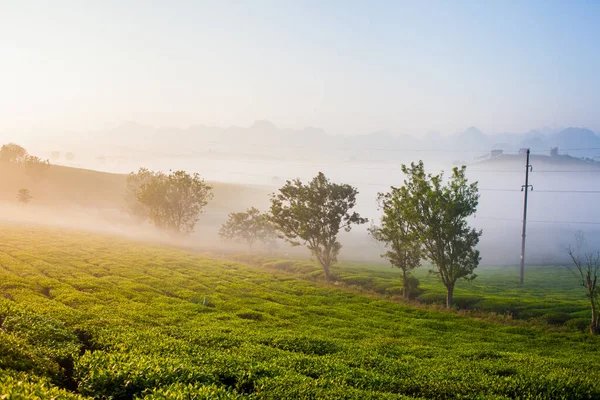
<box><xmin>37</xmin><ymin>121</ymin><xmax>600</xmax><ymax>164</ymax></box>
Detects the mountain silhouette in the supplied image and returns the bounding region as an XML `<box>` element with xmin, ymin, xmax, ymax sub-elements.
<box><xmin>42</xmin><ymin>121</ymin><xmax>600</xmax><ymax>163</ymax></box>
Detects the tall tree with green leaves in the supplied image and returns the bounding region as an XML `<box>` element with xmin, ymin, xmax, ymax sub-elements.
<box><xmin>269</xmin><ymin>172</ymin><xmax>367</xmax><ymax>281</ymax></box>
<box><xmin>219</xmin><ymin>207</ymin><xmax>276</xmax><ymax>251</ymax></box>
<box><xmin>134</xmin><ymin>170</ymin><xmax>213</xmax><ymax>234</ymax></box>
<box><xmin>398</xmin><ymin>161</ymin><xmax>481</xmax><ymax>308</ymax></box>
<box><xmin>369</xmin><ymin>190</ymin><xmax>422</xmax><ymax>300</ymax></box>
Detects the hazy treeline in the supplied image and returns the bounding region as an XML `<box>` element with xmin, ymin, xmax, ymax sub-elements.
<box><xmin>1</xmin><ymin>142</ymin><xmax>599</xmax><ymax>268</ymax></box>
<box><xmin>122</xmin><ymin>161</ymin><xmax>482</xmax><ymax>309</ymax></box>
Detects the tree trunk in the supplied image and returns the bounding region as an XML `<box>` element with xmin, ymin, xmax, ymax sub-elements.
<box><xmin>323</xmin><ymin>263</ymin><xmax>330</xmax><ymax>282</ymax></box>
<box><xmin>446</xmin><ymin>283</ymin><xmax>455</xmax><ymax>309</ymax></box>
<box><xmin>402</xmin><ymin>270</ymin><xmax>409</xmax><ymax>300</ymax></box>
<box><xmin>590</xmin><ymin>298</ymin><xmax>598</xmax><ymax>335</ymax></box>
<box><xmin>587</xmin><ymin>274</ymin><xmax>598</xmax><ymax>335</ymax></box>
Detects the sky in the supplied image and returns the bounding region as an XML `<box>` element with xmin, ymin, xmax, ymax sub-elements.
<box><xmin>1</xmin><ymin>0</ymin><xmax>600</xmax><ymax>138</ymax></box>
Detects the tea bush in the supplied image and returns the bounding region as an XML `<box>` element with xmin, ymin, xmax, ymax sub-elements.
<box><xmin>0</xmin><ymin>225</ymin><xmax>599</xmax><ymax>399</ymax></box>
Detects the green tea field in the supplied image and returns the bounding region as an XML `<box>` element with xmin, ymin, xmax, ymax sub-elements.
<box><xmin>243</xmin><ymin>258</ymin><xmax>591</xmax><ymax>328</ymax></box>
<box><xmin>1</xmin><ymin>225</ymin><xmax>599</xmax><ymax>399</ymax></box>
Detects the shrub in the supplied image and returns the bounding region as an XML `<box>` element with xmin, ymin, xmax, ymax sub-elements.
<box><xmin>542</xmin><ymin>312</ymin><xmax>571</xmax><ymax>326</ymax></box>
<box><xmin>566</xmin><ymin>318</ymin><xmax>590</xmax><ymax>332</ymax></box>
<box><xmin>75</xmin><ymin>351</ymin><xmax>213</xmax><ymax>399</ymax></box>
<box><xmin>259</xmin><ymin>336</ymin><xmax>340</xmax><ymax>356</ymax></box>
<box><xmin>403</xmin><ymin>275</ymin><xmax>422</xmax><ymax>299</ymax></box>
<box><xmin>0</xmin><ymin>331</ymin><xmax>59</xmax><ymax>377</ymax></box>
<box><xmin>384</xmin><ymin>286</ymin><xmax>404</xmax><ymax>296</ymax></box>
<box><xmin>140</xmin><ymin>383</ymin><xmax>252</xmax><ymax>399</ymax></box>
<box><xmin>236</xmin><ymin>311</ymin><xmax>264</xmax><ymax>321</ymax></box>
<box><xmin>0</xmin><ymin>372</ymin><xmax>85</xmax><ymax>399</ymax></box>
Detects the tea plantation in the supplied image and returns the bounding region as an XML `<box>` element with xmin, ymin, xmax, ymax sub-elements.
<box><xmin>243</xmin><ymin>257</ymin><xmax>592</xmax><ymax>327</ymax></box>
<box><xmin>1</xmin><ymin>225</ymin><xmax>600</xmax><ymax>399</ymax></box>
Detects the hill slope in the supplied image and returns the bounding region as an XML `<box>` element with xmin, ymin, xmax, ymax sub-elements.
<box><xmin>1</xmin><ymin>225</ymin><xmax>599</xmax><ymax>399</ymax></box>
<box><xmin>0</xmin><ymin>163</ymin><xmax>271</xmax><ymax>212</ymax></box>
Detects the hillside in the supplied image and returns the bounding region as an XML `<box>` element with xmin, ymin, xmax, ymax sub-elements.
<box><xmin>0</xmin><ymin>163</ymin><xmax>272</xmax><ymax>213</ymax></box>
<box><xmin>1</xmin><ymin>225</ymin><xmax>600</xmax><ymax>398</ymax></box>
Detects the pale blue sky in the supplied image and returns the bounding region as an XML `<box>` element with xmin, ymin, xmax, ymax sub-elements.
<box><xmin>1</xmin><ymin>0</ymin><xmax>599</xmax><ymax>137</ymax></box>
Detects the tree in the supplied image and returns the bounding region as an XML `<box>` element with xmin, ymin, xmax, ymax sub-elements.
<box><xmin>398</xmin><ymin>161</ymin><xmax>481</xmax><ymax>308</ymax></box>
<box><xmin>17</xmin><ymin>189</ymin><xmax>32</xmax><ymax>205</ymax></box>
<box><xmin>23</xmin><ymin>155</ymin><xmax>50</xmax><ymax>181</ymax></box>
<box><xmin>0</xmin><ymin>143</ymin><xmax>27</xmax><ymax>164</ymax></box>
<box><xmin>65</xmin><ymin>152</ymin><xmax>75</xmax><ymax>161</ymax></box>
<box><xmin>219</xmin><ymin>207</ymin><xmax>276</xmax><ymax>251</ymax></box>
<box><xmin>125</xmin><ymin>168</ymin><xmax>159</xmax><ymax>223</ymax></box>
<box><xmin>136</xmin><ymin>170</ymin><xmax>213</xmax><ymax>234</ymax></box>
<box><xmin>269</xmin><ymin>172</ymin><xmax>367</xmax><ymax>281</ymax></box>
<box><xmin>0</xmin><ymin>143</ymin><xmax>50</xmax><ymax>180</ymax></box>
<box><xmin>369</xmin><ymin>190</ymin><xmax>422</xmax><ymax>300</ymax></box>
<box><xmin>567</xmin><ymin>232</ymin><xmax>600</xmax><ymax>335</ymax></box>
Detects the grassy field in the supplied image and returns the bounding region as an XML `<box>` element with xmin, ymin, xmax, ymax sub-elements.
<box><xmin>1</xmin><ymin>225</ymin><xmax>600</xmax><ymax>399</ymax></box>
<box><xmin>238</xmin><ymin>258</ymin><xmax>590</xmax><ymax>328</ymax></box>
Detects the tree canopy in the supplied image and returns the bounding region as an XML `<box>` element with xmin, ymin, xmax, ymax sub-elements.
<box><xmin>127</xmin><ymin>169</ymin><xmax>213</xmax><ymax>234</ymax></box>
<box><xmin>17</xmin><ymin>188</ymin><xmax>32</xmax><ymax>205</ymax></box>
<box><xmin>219</xmin><ymin>207</ymin><xmax>276</xmax><ymax>250</ymax></box>
<box><xmin>397</xmin><ymin>161</ymin><xmax>481</xmax><ymax>308</ymax></box>
<box><xmin>269</xmin><ymin>172</ymin><xmax>367</xmax><ymax>281</ymax></box>
<box><xmin>0</xmin><ymin>143</ymin><xmax>28</xmax><ymax>164</ymax></box>
<box><xmin>0</xmin><ymin>143</ymin><xmax>50</xmax><ymax>180</ymax></box>
<box><xmin>369</xmin><ymin>190</ymin><xmax>422</xmax><ymax>299</ymax></box>
<box><xmin>125</xmin><ymin>168</ymin><xmax>157</xmax><ymax>223</ymax></box>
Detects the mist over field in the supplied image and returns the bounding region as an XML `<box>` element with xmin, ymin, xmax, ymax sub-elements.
<box><xmin>2</xmin><ymin>0</ymin><xmax>600</xmax><ymax>267</ymax></box>
<box><xmin>2</xmin><ymin>122</ymin><xmax>599</xmax><ymax>266</ymax></box>
<box><xmin>4</xmin><ymin>2</ymin><xmax>600</xmax><ymax>398</ymax></box>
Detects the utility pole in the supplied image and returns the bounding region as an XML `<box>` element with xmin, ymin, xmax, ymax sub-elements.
<box><xmin>520</xmin><ymin>149</ymin><xmax>533</xmax><ymax>284</ymax></box>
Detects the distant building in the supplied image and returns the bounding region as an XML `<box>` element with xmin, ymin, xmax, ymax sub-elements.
<box><xmin>490</xmin><ymin>149</ymin><xmax>503</xmax><ymax>158</ymax></box>
<box><xmin>518</xmin><ymin>148</ymin><xmax>529</xmax><ymax>155</ymax></box>
<box><xmin>550</xmin><ymin>147</ymin><xmax>559</xmax><ymax>157</ymax></box>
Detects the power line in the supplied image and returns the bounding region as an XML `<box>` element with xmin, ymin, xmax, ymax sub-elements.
<box><xmin>462</xmin><ymin>188</ymin><xmax>600</xmax><ymax>194</ymax></box>
<box><xmin>479</xmin><ymin>188</ymin><xmax>520</xmax><ymax>192</ymax></box>
<box><xmin>474</xmin><ymin>216</ymin><xmax>516</xmax><ymax>222</ymax></box>
<box><xmin>534</xmin><ymin>170</ymin><xmax>600</xmax><ymax>173</ymax></box>
<box><xmin>468</xmin><ymin>170</ymin><xmax>600</xmax><ymax>173</ymax></box>
<box><xmin>475</xmin><ymin>216</ymin><xmax>600</xmax><ymax>225</ymax></box>
<box><xmin>534</xmin><ymin>189</ymin><xmax>600</xmax><ymax>194</ymax></box>
<box><xmin>531</xmin><ymin>219</ymin><xmax>600</xmax><ymax>225</ymax></box>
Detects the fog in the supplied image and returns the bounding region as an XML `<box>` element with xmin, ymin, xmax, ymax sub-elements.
<box><xmin>2</xmin><ymin>0</ymin><xmax>600</xmax><ymax>272</ymax></box>
<box><xmin>1</xmin><ymin>126</ymin><xmax>599</xmax><ymax>267</ymax></box>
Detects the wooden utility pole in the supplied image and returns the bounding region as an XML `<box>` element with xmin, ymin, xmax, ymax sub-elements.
<box><xmin>520</xmin><ymin>149</ymin><xmax>533</xmax><ymax>284</ymax></box>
